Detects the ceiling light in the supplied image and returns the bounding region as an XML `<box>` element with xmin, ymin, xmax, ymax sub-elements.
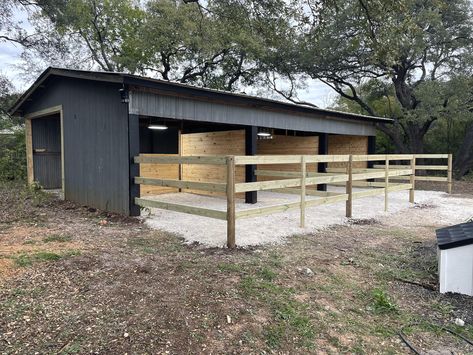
<box><xmin>148</xmin><ymin>124</ymin><xmax>168</xmax><ymax>130</ymax></box>
<box><xmin>257</xmin><ymin>131</ymin><xmax>271</xmax><ymax>137</ymax></box>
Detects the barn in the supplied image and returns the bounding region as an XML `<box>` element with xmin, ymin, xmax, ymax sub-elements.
<box><xmin>9</xmin><ymin>67</ymin><xmax>390</xmax><ymax>217</ymax></box>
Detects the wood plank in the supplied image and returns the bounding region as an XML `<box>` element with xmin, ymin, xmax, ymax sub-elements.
<box><xmin>235</xmin><ymin>178</ymin><xmax>303</xmax><ymax>193</ymax></box>
<box><xmin>388</xmin><ymin>169</ymin><xmax>413</xmax><ymax>177</ymax></box>
<box><xmin>226</xmin><ymin>156</ymin><xmax>236</xmax><ymax>248</ymax></box>
<box><xmin>135</xmin><ymin>198</ymin><xmax>227</xmax><ymax>220</ymax></box>
<box><xmin>305</xmin><ymin>193</ymin><xmax>349</xmax><ymax>207</ymax></box>
<box><xmin>346</xmin><ymin>155</ymin><xmax>353</xmax><ymax>218</ymax></box>
<box><xmin>139</xmin><ymin>154</ymin><xmax>180</xmax><ymax>196</ymax></box>
<box><xmin>352</xmin><ymin>171</ymin><xmax>386</xmax><ymax>180</ymax></box>
<box><xmin>25</xmin><ymin>118</ymin><xmax>34</xmax><ymax>184</ymax></box>
<box><xmin>352</xmin><ymin>154</ymin><xmax>414</xmax><ymax>162</ymax></box>
<box><xmin>255</xmin><ymin>170</ymin><xmax>336</xmax><ymax>178</ymax></box>
<box><xmin>448</xmin><ymin>154</ymin><xmax>453</xmax><ymax>194</ymax></box>
<box><xmin>269</xmin><ymin>188</ymin><xmax>344</xmax><ymax>197</ymax></box>
<box><xmin>235</xmin><ymin>154</ymin><xmax>350</xmax><ymax>165</ymax></box>
<box><xmin>352</xmin><ymin>188</ymin><xmax>385</xmax><ymax>199</ymax></box>
<box><xmin>387</xmin><ymin>183</ymin><xmax>412</xmax><ymax>192</ymax></box>
<box><xmin>329</xmin><ymin>181</ymin><xmax>389</xmax><ymax>187</ymax></box>
<box><xmin>410</xmin><ymin>158</ymin><xmax>415</xmax><ymax>203</ymax></box>
<box><xmin>300</xmin><ymin>156</ymin><xmax>306</xmax><ymax>228</ymax></box>
<box><xmin>385</xmin><ymin>158</ymin><xmax>389</xmax><ymax>212</ymax></box>
<box><xmin>328</xmin><ymin>135</ymin><xmax>368</xmax><ymax>168</ymax></box>
<box><xmin>374</xmin><ymin>164</ymin><xmax>448</xmax><ymax>170</ymax></box>
<box><xmin>414</xmin><ymin>154</ymin><xmax>449</xmax><ymax>159</ymax></box>
<box><xmin>235</xmin><ymin>201</ymin><xmax>301</xmax><ymax>219</ymax></box>
<box><xmin>135</xmin><ymin>155</ymin><xmax>227</xmax><ymax>165</ymax></box>
<box><xmin>390</xmin><ymin>176</ymin><xmax>448</xmax><ymax>182</ymax></box>
<box><xmin>181</xmin><ymin>130</ymin><xmax>245</xmax><ymax>198</ymax></box>
<box><xmin>135</xmin><ymin>177</ymin><xmax>226</xmax><ymax>192</ymax></box>
<box><xmin>327</xmin><ymin>168</ymin><xmax>383</xmax><ymax>173</ymax></box>
<box><xmin>305</xmin><ymin>174</ymin><xmax>349</xmax><ymax>185</ymax></box>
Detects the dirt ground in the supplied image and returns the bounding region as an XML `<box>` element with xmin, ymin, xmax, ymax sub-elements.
<box><xmin>1</xmin><ymin>181</ymin><xmax>473</xmax><ymax>354</ymax></box>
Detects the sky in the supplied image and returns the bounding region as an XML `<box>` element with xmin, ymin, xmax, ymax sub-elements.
<box><xmin>0</xmin><ymin>7</ymin><xmax>337</xmax><ymax>108</ymax></box>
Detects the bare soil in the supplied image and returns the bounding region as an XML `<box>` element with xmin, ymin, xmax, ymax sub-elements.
<box><xmin>1</xmin><ymin>181</ymin><xmax>473</xmax><ymax>354</ymax></box>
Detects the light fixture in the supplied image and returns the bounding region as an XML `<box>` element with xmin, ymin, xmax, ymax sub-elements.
<box><xmin>148</xmin><ymin>124</ymin><xmax>168</xmax><ymax>130</ymax></box>
<box><xmin>257</xmin><ymin>128</ymin><xmax>273</xmax><ymax>139</ymax></box>
<box><xmin>257</xmin><ymin>131</ymin><xmax>271</xmax><ymax>137</ymax></box>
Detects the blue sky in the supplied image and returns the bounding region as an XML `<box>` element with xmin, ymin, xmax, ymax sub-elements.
<box><xmin>0</xmin><ymin>8</ymin><xmax>336</xmax><ymax>108</ymax></box>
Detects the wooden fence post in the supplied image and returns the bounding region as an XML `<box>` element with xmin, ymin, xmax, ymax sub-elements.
<box><xmin>346</xmin><ymin>155</ymin><xmax>353</xmax><ymax>218</ymax></box>
<box><xmin>384</xmin><ymin>157</ymin><xmax>389</xmax><ymax>212</ymax></box>
<box><xmin>300</xmin><ymin>155</ymin><xmax>306</xmax><ymax>228</ymax></box>
<box><xmin>226</xmin><ymin>156</ymin><xmax>236</xmax><ymax>248</ymax></box>
<box><xmin>447</xmin><ymin>154</ymin><xmax>453</xmax><ymax>194</ymax></box>
<box><xmin>409</xmin><ymin>156</ymin><xmax>416</xmax><ymax>203</ymax></box>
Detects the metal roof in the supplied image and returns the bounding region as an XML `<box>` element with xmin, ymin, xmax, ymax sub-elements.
<box><xmin>9</xmin><ymin>67</ymin><xmax>392</xmax><ymax>125</ymax></box>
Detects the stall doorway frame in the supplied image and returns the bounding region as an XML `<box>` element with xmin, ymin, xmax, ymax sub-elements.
<box><xmin>25</xmin><ymin>105</ymin><xmax>65</xmax><ymax>198</ymax></box>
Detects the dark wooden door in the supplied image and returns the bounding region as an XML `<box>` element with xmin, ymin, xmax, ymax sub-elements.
<box><xmin>32</xmin><ymin>116</ymin><xmax>61</xmax><ymax>189</ymax></box>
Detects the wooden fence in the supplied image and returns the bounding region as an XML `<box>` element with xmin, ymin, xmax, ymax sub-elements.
<box><xmin>134</xmin><ymin>153</ymin><xmax>452</xmax><ymax>248</ymax></box>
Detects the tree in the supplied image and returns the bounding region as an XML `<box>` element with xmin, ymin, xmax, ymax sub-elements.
<box><xmin>288</xmin><ymin>0</ymin><xmax>473</xmax><ymax>154</ymax></box>
<box><xmin>21</xmin><ymin>0</ymin><xmax>293</xmax><ymax>91</ymax></box>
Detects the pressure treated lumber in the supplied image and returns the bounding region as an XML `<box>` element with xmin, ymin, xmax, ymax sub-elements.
<box><xmin>448</xmin><ymin>154</ymin><xmax>453</xmax><ymax>194</ymax></box>
<box><xmin>385</xmin><ymin>158</ymin><xmax>389</xmax><ymax>212</ymax></box>
<box><xmin>135</xmin><ymin>198</ymin><xmax>227</xmax><ymax>220</ymax></box>
<box><xmin>346</xmin><ymin>155</ymin><xmax>353</xmax><ymax>218</ymax></box>
<box><xmin>135</xmin><ymin>177</ymin><xmax>226</xmax><ymax>192</ymax></box>
<box><xmin>300</xmin><ymin>156</ymin><xmax>306</xmax><ymax>228</ymax></box>
<box><xmin>226</xmin><ymin>156</ymin><xmax>236</xmax><ymax>248</ymax></box>
<box><xmin>135</xmin><ymin>155</ymin><xmax>227</xmax><ymax>165</ymax></box>
<box><xmin>410</xmin><ymin>158</ymin><xmax>415</xmax><ymax>203</ymax></box>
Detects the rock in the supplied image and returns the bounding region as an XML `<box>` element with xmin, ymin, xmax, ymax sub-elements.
<box><xmin>123</xmin><ymin>332</ymin><xmax>130</xmax><ymax>338</ymax></box>
<box><xmin>303</xmin><ymin>267</ymin><xmax>314</xmax><ymax>276</ymax></box>
<box><xmin>226</xmin><ymin>315</ymin><xmax>232</xmax><ymax>324</ymax></box>
<box><xmin>455</xmin><ymin>318</ymin><xmax>465</xmax><ymax>327</ymax></box>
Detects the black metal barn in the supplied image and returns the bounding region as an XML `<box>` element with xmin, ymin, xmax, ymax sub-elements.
<box><xmin>10</xmin><ymin>67</ymin><xmax>390</xmax><ymax>216</ymax></box>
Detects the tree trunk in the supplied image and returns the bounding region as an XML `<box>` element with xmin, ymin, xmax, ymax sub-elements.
<box><xmin>454</xmin><ymin>122</ymin><xmax>473</xmax><ymax>177</ymax></box>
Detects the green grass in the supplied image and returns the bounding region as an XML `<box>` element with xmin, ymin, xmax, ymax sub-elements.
<box><xmin>371</xmin><ymin>288</ymin><xmax>398</xmax><ymax>314</ymax></box>
<box><xmin>126</xmin><ymin>236</ymin><xmax>161</xmax><ymax>253</ymax></box>
<box><xmin>238</xmin><ymin>266</ymin><xmax>315</xmax><ymax>350</ymax></box>
<box><xmin>217</xmin><ymin>262</ymin><xmax>241</xmax><ymax>273</ymax></box>
<box><xmin>13</xmin><ymin>250</ymin><xmax>80</xmax><ymax>267</ymax></box>
<box><xmin>43</xmin><ymin>234</ymin><xmax>72</xmax><ymax>243</ymax></box>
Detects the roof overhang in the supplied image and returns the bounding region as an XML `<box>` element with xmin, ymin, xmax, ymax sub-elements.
<box><xmin>9</xmin><ymin>67</ymin><xmax>393</xmax><ymax>127</ymax></box>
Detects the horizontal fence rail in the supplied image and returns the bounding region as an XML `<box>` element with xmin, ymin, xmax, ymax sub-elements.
<box><xmin>134</xmin><ymin>153</ymin><xmax>453</xmax><ymax>248</ymax></box>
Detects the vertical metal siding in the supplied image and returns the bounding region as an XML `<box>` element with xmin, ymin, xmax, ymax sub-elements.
<box><xmin>129</xmin><ymin>91</ymin><xmax>377</xmax><ymax>136</ymax></box>
<box><xmin>23</xmin><ymin>77</ymin><xmax>130</xmax><ymax>214</ymax></box>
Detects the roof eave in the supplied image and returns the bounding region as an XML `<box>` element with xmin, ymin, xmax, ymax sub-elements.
<box><xmin>9</xmin><ymin>67</ymin><xmax>124</xmax><ymax>116</ymax></box>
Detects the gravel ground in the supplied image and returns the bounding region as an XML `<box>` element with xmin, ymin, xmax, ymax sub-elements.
<box><xmin>143</xmin><ymin>188</ymin><xmax>473</xmax><ymax>247</ymax></box>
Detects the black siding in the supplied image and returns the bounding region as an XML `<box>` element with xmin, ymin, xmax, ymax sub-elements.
<box><xmin>23</xmin><ymin>77</ymin><xmax>130</xmax><ymax>214</ymax></box>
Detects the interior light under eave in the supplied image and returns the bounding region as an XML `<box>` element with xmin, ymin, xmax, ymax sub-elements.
<box><xmin>148</xmin><ymin>124</ymin><xmax>168</xmax><ymax>130</ymax></box>
<box><xmin>257</xmin><ymin>131</ymin><xmax>271</xmax><ymax>137</ymax></box>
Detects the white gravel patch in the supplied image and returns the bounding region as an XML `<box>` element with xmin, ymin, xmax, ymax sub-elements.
<box><xmin>141</xmin><ymin>189</ymin><xmax>473</xmax><ymax>248</ymax></box>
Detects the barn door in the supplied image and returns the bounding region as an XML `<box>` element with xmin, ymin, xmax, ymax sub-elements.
<box><xmin>31</xmin><ymin>115</ymin><xmax>62</xmax><ymax>189</ymax></box>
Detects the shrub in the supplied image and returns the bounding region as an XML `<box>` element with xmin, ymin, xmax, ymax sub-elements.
<box><xmin>0</xmin><ymin>123</ymin><xmax>26</xmax><ymax>181</ymax></box>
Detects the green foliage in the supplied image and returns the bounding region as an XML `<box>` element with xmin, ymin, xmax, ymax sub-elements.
<box><xmin>0</xmin><ymin>76</ymin><xmax>25</xmax><ymax>182</ymax></box>
<box><xmin>13</xmin><ymin>252</ymin><xmax>62</xmax><ymax>267</ymax></box>
<box><xmin>27</xmin><ymin>0</ymin><xmax>292</xmax><ymax>91</ymax></box>
<box><xmin>239</xmin><ymin>268</ymin><xmax>315</xmax><ymax>350</ymax></box>
<box><xmin>43</xmin><ymin>234</ymin><xmax>72</xmax><ymax>243</ymax></box>
<box><xmin>371</xmin><ymin>289</ymin><xmax>398</xmax><ymax>314</ymax></box>
<box><xmin>0</xmin><ymin>124</ymin><xmax>26</xmax><ymax>181</ymax></box>
<box><xmin>290</xmin><ymin>0</ymin><xmax>473</xmax><ymax>155</ymax></box>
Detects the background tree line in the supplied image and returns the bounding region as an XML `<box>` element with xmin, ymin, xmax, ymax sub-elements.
<box><xmin>1</xmin><ymin>0</ymin><xmax>473</xmax><ymax>180</ymax></box>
